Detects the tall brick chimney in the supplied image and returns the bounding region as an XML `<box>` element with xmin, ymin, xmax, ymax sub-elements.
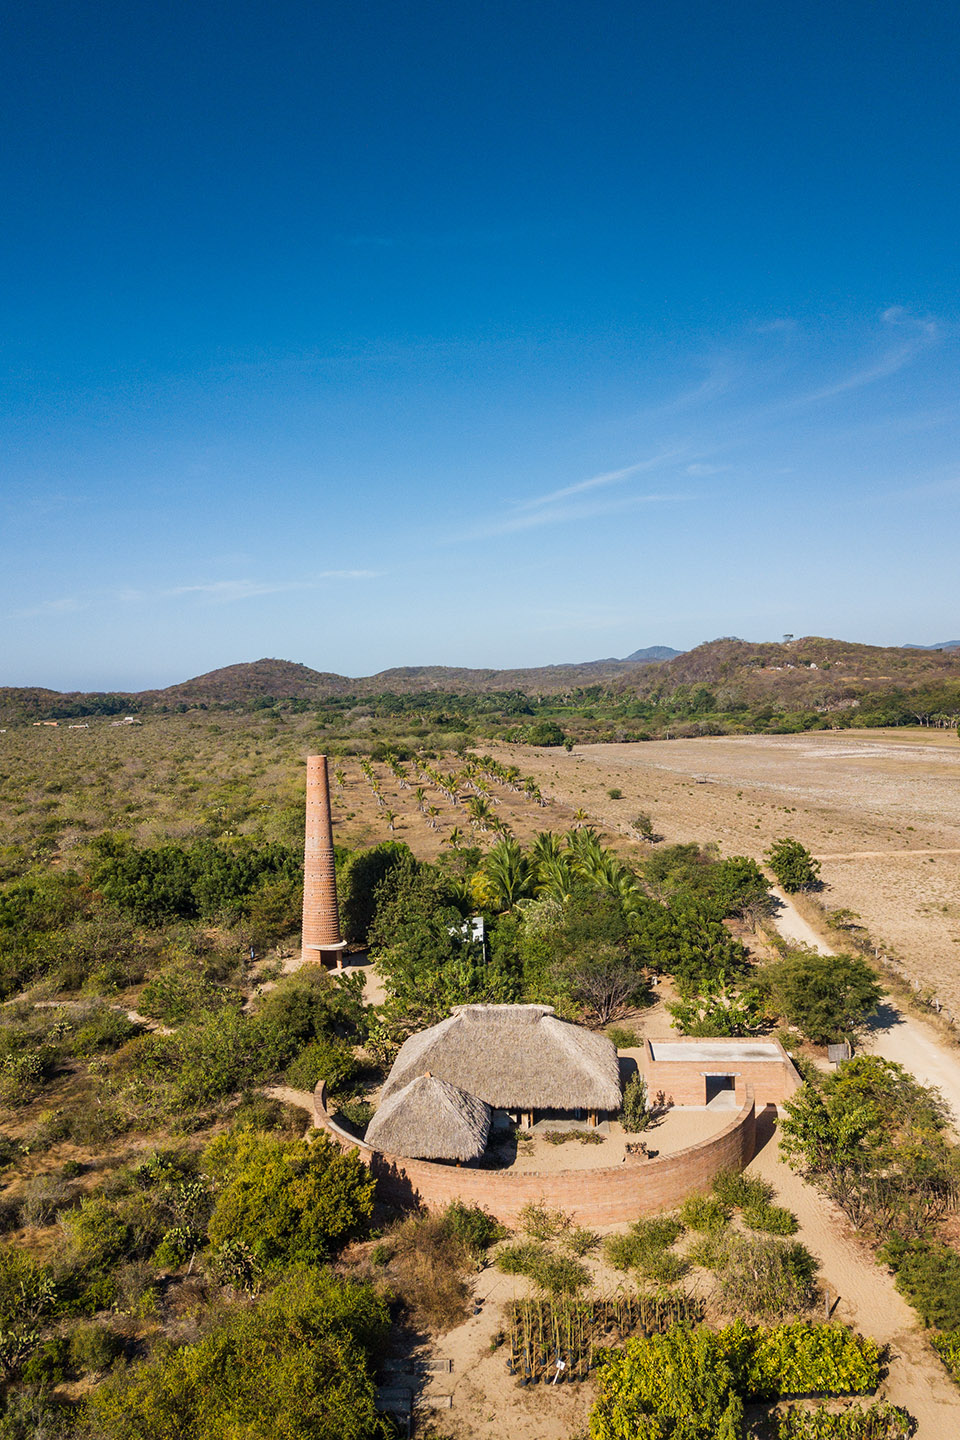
<box><xmin>301</xmin><ymin>754</ymin><xmax>347</xmax><ymax>968</ymax></box>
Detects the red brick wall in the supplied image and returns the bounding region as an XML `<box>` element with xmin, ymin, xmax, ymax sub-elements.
<box><xmin>640</xmin><ymin>1039</ymin><xmax>802</xmax><ymax>1109</ymax></box>
<box><xmin>314</xmin><ymin>1085</ymin><xmax>757</xmax><ymax>1227</ymax></box>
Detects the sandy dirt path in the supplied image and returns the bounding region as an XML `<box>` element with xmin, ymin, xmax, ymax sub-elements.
<box><xmin>816</xmin><ymin>848</ymin><xmax>960</xmax><ymax>860</ymax></box>
<box><xmin>747</xmin><ymin>1118</ymin><xmax>960</xmax><ymax>1438</ymax></box>
<box><xmin>768</xmin><ymin>891</ymin><xmax>960</xmax><ymax>1125</ymax></box>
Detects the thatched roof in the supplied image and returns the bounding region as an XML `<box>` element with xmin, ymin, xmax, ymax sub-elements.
<box><xmin>381</xmin><ymin>1004</ymin><xmax>621</xmax><ymax>1112</ymax></box>
<box><xmin>365</xmin><ymin>1072</ymin><xmax>491</xmax><ymax>1161</ymax></box>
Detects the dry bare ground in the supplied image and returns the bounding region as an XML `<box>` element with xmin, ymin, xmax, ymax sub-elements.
<box><xmin>486</xmin><ymin>729</ymin><xmax>960</xmax><ymax>1013</ymax></box>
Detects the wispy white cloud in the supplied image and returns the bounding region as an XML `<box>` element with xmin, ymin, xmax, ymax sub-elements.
<box><xmin>516</xmin><ymin>448</ymin><xmax>689</xmax><ymax>512</ymax></box>
<box><xmin>685</xmin><ymin>462</ymin><xmax>731</xmax><ymax>477</ymax></box>
<box><xmin>460</xmin><ymin>489</ymin><xmax>687</xmax><ymax>541</ymax></box>
<box><xmin>795</xmin><ymin>308</ymin><xmax>940</xmax><ymax>406</ymax></box>
<box><xmin>10</xmin><ymin>572</ymin><xmax>379</xmax><ymax>621</ymax></box>
<box><xmin>14</xmin><ymin>595</ymin><xmax>83</xmax><ymax>619</ymax></box>
<box><xmin>163</xmin><ymin>572</ymin><xmax>378</xmax><ymax>602</ymax></box>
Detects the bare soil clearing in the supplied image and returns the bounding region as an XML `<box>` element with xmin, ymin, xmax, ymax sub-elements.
<box><xmin>487</xmin><ymin>730</ymin><xmax>960</xmax><ymax>1013</ymax></box>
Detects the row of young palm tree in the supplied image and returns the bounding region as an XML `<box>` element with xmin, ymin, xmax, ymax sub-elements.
<box><xmin>334</xmin><ymin>750</ymin><xmax>552</xmax><ymax>843</ymax></box>
<box><xmin>474</xmin><ymin>827</ymin><xmax>643</xmax><ymax>914</ymax></box>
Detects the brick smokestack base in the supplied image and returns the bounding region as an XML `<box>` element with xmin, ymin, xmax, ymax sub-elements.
<box><xmin>301</xmin><ymin>754</ymin><xmax>346</xmax><ymax>963</ymax></box>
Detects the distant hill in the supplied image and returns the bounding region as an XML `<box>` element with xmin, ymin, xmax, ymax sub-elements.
<box><xmin>4</xmin><ymin>637</ymin><xmax>960</xmax><ymax>723</ymax></box>
<box><xmin>903</xmin><ymin>641</ymin><xmax>960</xmax><ymax>651</ymax></box>
<box><xmin>632</xmin><ymin>636</ymin><xmax>960</xmax><ymax>707</ymax></box>
<box><xmin>623</xmin><ymin>645</ymin><xmax>684</xmax><ymax>663</ymax></box>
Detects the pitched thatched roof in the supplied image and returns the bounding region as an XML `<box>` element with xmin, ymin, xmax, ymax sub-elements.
<box><xmin>365</xmin><ymin>1072</ymin><xmax>491</xmax><ymax>1161</ymax></box>
<box><xmin>381</xmin><ymin>1004</ymin><xmax>621</xmax><ymax>1112</ymax></box>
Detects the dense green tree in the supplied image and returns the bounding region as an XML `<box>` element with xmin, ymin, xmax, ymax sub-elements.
<box><xmin>338</xmin><ymin>841</ymin><xmax>413</xmax><ymax>944</ymax></box>
<box><xmin>762</xmin><ymin>950</ymin><xmax>881</xmax><ymax>1044</ymax></box>
<box><xmin>84</xmin><ymin>1268</ymin><xmax>392</xmax><ymax>1440</ymax></box>
<box><xmin>780</xmin><ymin>1056</ymin><xmax>957</xmax><ymax>1235</ymax></box>
<box><xmin>204</xmin><ymin>1131</ymin><xmax>375</xmax><ymax>1265</ymax></box>
<box><xmin>369</xmin><ymin>859</ymin><xmax>519</xmax><ymax>1026</ymax></box>
<box><xmin>765</xmin><ymin>837</ymin><xmax>822</xmax><ymax>892</ymax></box>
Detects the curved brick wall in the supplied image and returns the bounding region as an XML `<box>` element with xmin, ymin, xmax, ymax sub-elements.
<box><xmin>313</xmin><ymin>1085</ymin><xmax>757</xmax><ymax>1227</ymax></box>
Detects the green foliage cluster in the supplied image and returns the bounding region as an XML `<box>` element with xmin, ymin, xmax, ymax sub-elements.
<box><xmin>495</xmin><ymin>1242</ymin><xmax>590</xmax><ymax>1295</ymax></box>
<box><xmin>603</xmin><ymin>1217</ymin><xmax>688</xmax><ymax>1284</ymax></box>
<box><xmin>779</xmin><ymin>1056</ymin><xmax>959</xmax><ymax>1240</ymax></box>
<box><xmin>761</xmin><ymin>950</ymin><xmax>881</xmax><ymax>1045</ymax></box>
<box><xmin>766</xmin><ymin>838</ymin><xmax>822</xmax><ymax>893</ymax></box>
<box><xmin>84</xmin><ymin>1267</ymin><xmax>393</xmax><ymax>1440</ymax></box>
<box><xmin>620</xmin><ymin>1073</ymin><xmax>652</xmax><ymax>1132</ymax></box>
<box><xmin>882</xmin><ymin>1242</ymin><xmax>960</xmax><ymax>1330</ymax></box>
<box><xmin>91</xmin><ymin>833</ymin><xmax>303</xmax><ymax>926</ymax></box>
<box><xmin>123</xmin><ymin>966</ymin><xmax>366</xmax><ymax>1117</ymax></box>
<box><xmin>203</xmin><ymin>1130</ymin><xmax>376</xmax><ymax>1267</ymax></box>
<box><xmin>591</xmin><ymin>1321</ymin><xmax>881</xmax><ymax>1440</ymax></box>
<box><xmin>776</xmin><ymin>1404</ymin><xmax>914</xmax><ymax>1439</ymax></box>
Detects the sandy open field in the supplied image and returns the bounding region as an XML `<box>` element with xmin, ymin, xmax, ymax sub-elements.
<box><xmin>484</xmin><ymin>730</ymin><xmax>960</xmax><ymax>1015</ymax></box>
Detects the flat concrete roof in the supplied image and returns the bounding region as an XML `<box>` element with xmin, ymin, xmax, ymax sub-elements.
<box><xmin>649</xmin><ymin>1041</ymin><xmax>785</xmax><ymax>1064</ymax></box>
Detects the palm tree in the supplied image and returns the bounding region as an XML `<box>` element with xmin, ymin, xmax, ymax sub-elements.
<box><xmin>571</xmin><ymin>808</ymin><xmax>590</xmax><ymax>829</ymax></box>
<box><xmin>536</xmin><ymin>855</ymin><xmax>576</xmax><ymax>905</ymax></box>
<box><xmin>480</xmin><ymin>838</ymin><xmax>533</xmax><ymax>910</ymax></box>
<box><xmin>531</xmin><ymin>830</ymin><xmax>562</xmax><ymax>867</ymax></box>
<box><xmin>414</xmin><ymin>787</ymin><xmax>427</xmax><ymax>813</ymax></box>
<box><xmin>333</xmin><ymin>767</ymin><xmax>346</xmax><ymax>790</ymax></box>
<box><xmin>383</xmin><ymin>809</ymin><xmax>397</xmax><ymax>832</ymax></box>
<box><xmin>465</xmin><ymin>795</ymin><xmax>494</xmax><ymax>832</ymax></box>
<box><xmin>443</xmin><ymin>826</ymin><xmax>465</xmax><ymax>849</ymax></box>
<box><xmin>426</xmin><ymin>805</ymin><xmax>441</xmax><ymax>830</ymax></box>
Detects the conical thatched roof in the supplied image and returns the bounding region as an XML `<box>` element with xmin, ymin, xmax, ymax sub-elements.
<box><xmin>381</xmin><ymin>1004</ymin><xmax>621</xmax><ymax>1113</ymax></box>
<box><xmin>365</xmin><ymin>1072</ymin><xmax>491</xmax><ymax>1161</ymax></box>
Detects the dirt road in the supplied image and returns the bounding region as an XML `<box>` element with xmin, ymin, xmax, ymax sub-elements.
<box><xmin>769</xmin><ymin>890</ymin><xmax>960</xmax><ymax>1124</ymax></box>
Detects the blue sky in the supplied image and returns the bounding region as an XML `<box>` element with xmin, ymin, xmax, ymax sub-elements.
<box><xmin>3</xmin><ymin>1</ymin><xmax>960</xmax><ymax>690</ymax></box>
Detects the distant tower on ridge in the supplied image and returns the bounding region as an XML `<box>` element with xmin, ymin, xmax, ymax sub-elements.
<box><xmin>301</xmin><ymin>754</ymin><xmax>347</xmax><ymax>968</ymax></box>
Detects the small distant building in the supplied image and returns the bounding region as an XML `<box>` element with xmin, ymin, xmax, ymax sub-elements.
<box><xmin>365</xmin><ymin>1072</ymin><xmax>491</xmax><ymax>1162</ymax></box>
<box><xmin>381</xmin><ymin>1003</ymin><xmax>621</xmax><ymax>1132</ymax></box>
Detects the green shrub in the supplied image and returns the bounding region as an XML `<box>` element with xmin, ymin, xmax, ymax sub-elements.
<box><xmin>20</xmin><ymin>1335</ymin><xmax>67</xmax><ymax>1388</ymax></box>
<box><xmin>441</xmin><ymin>1202</ymin><xmax>505</xmax><ymax>1255</ymax></box>
<box><xmin>687</xmin><ymin>1231</ymin><xmax>730</xmax><ymax>1271</ymax></box>
<box><xmin>591</xmin><ymin>1320</ymin><xmax>882</xmax><ymax>1440</ymax></box>
<box><xmin>138</xmin><ymin>966</ymin><xmax>237</xmax><ymax>1025</ymax></box>
<box><xmin>204</xmin><ymin>1130</ymin><xmax>375</xmax><ymax>1265</ymax></box>
<box><xmin>766</xmin><ymin>838</ymin><xmax>821</xmax><ymax>893</ymax></box>
<box><xmin>716</xmin><ymin>1236</ymin><xmax>819</xmax><ymax>1321</ymax></box>
<box><xmin>494</xmin><ymin>1243</ymin><xmax>588</xmax><ymax>1294</ymax></box>
<box><xmin>743</xmin><ymin>1202</ymin><xmax>799</xmax><ymax>1236</ymax></box>
<box><xmin>679</xmin><ymin>1194</ymin><xmax>730</xmax><ymax>1232</ymax></box>
<box><xmin>84</xmin><ymin>1267</ymin><xmax>392</xmax><ymax>1440</ymax></box>
<box><xmin>620</xmin><ymin>1073</ymin><xmax>651</xmax><ymax>1132</ymax></box>
<box><xmin>496</xmin><ymin>1241</ymin><xmax>548</xmax><ymax>1276</ymax></box>
<box><xmin>68</xmin><ymin>1321</ymin><xmax>123</xmax><ymax>1374</ymax></box>
<box><xmin>890</xmin><ymin>1243</ymin><xmax>960</xmax><ymax>1330</ymax></box>
<box><xmin>933</xmin><ymin>1328</ymin><xmax>960</xmax><ymax>1387</ymax></box>
<box><xmin>776</xmin><ymin>1402</ymin><xmax>914</xmax><ymax>1438</ymax></box>
<box><xmin>712</xmin><ymin>1168</ymin><xmax>774</xmax><ymax>1209</ymax></box>
<box><xmin>337</xmin><ymin>1099</ymin><xmax>374</xmax><ymax>1134</ymax></box>
<box><xmin>563</xmin><ymin>1225</ymin><xmax>599</xmax><ymax>1257</ymax></box>
<box><xmin>730</xmin><ymin>1319</ymin><xmax>881</xmax><ymax>1399</ymax></box>
<box><xmin>592</xmin><ymin>1326</ymin><xmax>742</xmax><ymax>1440</ymax></box>
<box><xmin>285</xmin><ymin>1038</ymin><xmax>360</xmax><ymax>1096</ymax></box>
<box><xmin>59</xmin><ymin>1197</ymin><xmax>131</xmax><ymax>1269</ymax></box>
<box><xmin>603</xmin><ymin>1217</ymin><xmax>687</xmax><ymax>1284</ymax></box>
<box><xmin>518</xmin><ymin>1202</ymin><xmax>570</xmax><ymax>1240</ymax></box>
<box><xmin>606</xmin><ymin>1025</ymin><xmax>638</xmax><ymax>1049</ymax></box>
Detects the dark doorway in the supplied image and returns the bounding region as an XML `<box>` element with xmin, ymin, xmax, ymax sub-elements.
<box><xmin>705</xmin><ymin>1074</ymin><xmax>736</xmax><ymax>1105</ymax></box>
